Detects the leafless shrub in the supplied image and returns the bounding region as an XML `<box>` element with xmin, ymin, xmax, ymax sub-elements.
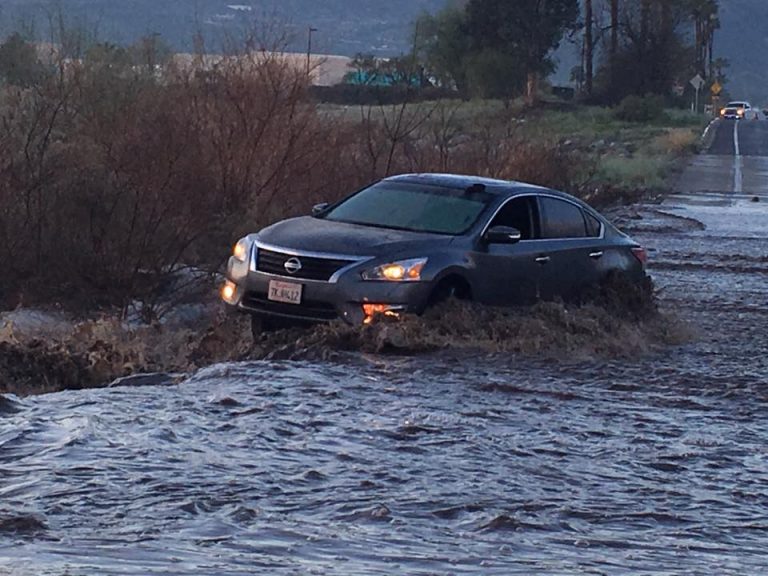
<box><xmin>0</xmin><ymin>35</ymin><xmax>597</xmax><ymax>318</ymax></box>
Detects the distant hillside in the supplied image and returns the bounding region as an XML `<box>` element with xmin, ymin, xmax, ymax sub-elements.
<box><xmin>716</xmin><ymin>0</ymin><xmax>768</xmax><ymax>104</ymax></box>
<box><xmin>0</xmin><ymin>0</ymin><xmax>763</xmax><ymax>101</ymax></box>
<box><xmin>0</xmin><ymin>0</ymin><xmax>445</xmax><ymax>56</ymax></box>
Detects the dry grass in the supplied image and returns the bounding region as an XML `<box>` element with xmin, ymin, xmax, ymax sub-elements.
<box><xmin>654</xmin><ymin>128</ymin><xmax>699</xmax><ymax>155</ymax></box>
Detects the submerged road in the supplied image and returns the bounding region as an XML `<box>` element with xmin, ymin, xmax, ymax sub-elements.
<box><xmin>1</xmin><ymin>119</ymin><xmax>767</xmax><ymax>575</ymax></box>
<box><xmin>628</xmin><ymin>116</ymin><xmax>768</xmax><ymax>358</ymax></box>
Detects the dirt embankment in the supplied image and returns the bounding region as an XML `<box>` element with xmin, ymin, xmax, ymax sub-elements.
<box><xmin>0</xmin><ymin>276</ymin><xmax>691</xmax><ymax>397</ymax></box>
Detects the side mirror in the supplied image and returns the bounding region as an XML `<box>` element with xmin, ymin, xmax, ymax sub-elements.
<box><xmin>484</xmin><ymin>225</ymin><xmax>522</xmax><ymax>244</ymax></box>
<box><xmin>311</xmin><ymin>202</ymin><xmax>329</xmax><ymax>216</ymax></box>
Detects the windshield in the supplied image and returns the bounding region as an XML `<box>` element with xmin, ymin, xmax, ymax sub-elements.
<box><xmin>320</xmin><ymin>181</ymin><xmax>494</xmax><ymax>235</ymax></box>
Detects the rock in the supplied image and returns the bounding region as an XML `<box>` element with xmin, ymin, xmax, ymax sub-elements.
<box><xmin>369</xmin><ymin>504</ymin><xmax>391</xmax><ymax>520</ymax></box>
<box><xmin>0</xmin><ymin>321</ymin><xmax>17</xmax><ymax>344</ymax></box>
<box><xmin>108</xmin><ymin>372</ymin><xmax>184</xmax><ymax>388</ymax></box>
<box><xmin>0</xmin><ymin>309</ymin><xmax>74</xmax><ymax>342</ymax></box>
<box><xmin>0</xmin><ymin>394</ymin><xmax>19</xmax><ymax>414</ymax></box>
<box><xmin>0</xmin><ymin>514</ymin><xmax>47</xmax><ymax>536</ymax></box>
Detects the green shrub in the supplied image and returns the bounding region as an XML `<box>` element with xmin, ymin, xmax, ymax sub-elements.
<box><xmin>614</xmin><ymin>94</ymin><xmax>668</xmax><ymax>123</ymax></box>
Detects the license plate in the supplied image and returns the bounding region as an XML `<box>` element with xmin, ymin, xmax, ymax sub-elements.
<box><xmin>267</xmin><ymin>280</ymin><xmax>303</xmax><ymax>305</ymax></box>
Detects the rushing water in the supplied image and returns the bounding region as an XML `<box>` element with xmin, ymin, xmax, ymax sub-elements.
<box><xmin>1</xmin><ymin>196</ymin><xmax>768</xmax><ymax>575</ymax></box>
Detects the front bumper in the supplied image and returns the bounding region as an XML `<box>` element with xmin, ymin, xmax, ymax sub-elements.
<box><xmin>223</xmin><ymin>248</ymin><xmax>433</xmax><ymax>325</ymax></box>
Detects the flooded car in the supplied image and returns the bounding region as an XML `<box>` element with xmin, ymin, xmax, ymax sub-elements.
<box><xmin>222</xmin><ymin>174</ymin><xmax>647</xmax><ymax>334</ymax></box>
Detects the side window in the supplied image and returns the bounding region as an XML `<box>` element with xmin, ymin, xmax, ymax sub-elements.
<box><xmin>489</xmin><ymin>196</ymin><xmax>538</xmax><ymax>240</ymax></box>
<box><xmin>539</xmin><ymin>196</ymin><xmax>587</xmax><ymax>239</ymax></box>
<box><xmin>585</xmin><ymin>211</ymin><xmax>602</xmax><ymax>237</ymax></box>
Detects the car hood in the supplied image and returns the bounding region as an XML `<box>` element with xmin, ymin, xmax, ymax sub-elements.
<box><xmin>256</xmin><ymin>216</ymin><xmax>454</xmax><ymax>257</ymax></box>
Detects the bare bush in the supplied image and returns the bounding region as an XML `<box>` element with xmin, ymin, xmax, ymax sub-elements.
<box><xmin>0</xmin><ymin>37</ymin><xmax>595</xmax><ymax>318</ymax></box>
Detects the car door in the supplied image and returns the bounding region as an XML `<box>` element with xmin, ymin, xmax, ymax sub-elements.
<box><xmin>471</xmin><ymin>195</ymin><xmax>544</xmax><ymax>305</ymax></box>
<box><xmin>536</xmin><ymin>195</ymin><xmax>604</xmax><ymax>300</ymax></box>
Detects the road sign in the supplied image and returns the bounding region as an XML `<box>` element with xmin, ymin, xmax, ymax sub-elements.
<box><xmin>711</xmin><ymin>81</ymin><xmax>722</xmax><ymax>95</ymax></box>
<box><xmin>690</xmin><ymin>74</ymin><xmax>705</xmax><ymax>91</ymax></box>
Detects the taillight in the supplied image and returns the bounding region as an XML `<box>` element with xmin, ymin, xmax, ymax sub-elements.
<box><xmin>631</xmin><ymin>246</ymin><xmax>647</xmax><ymax>265</ymax></box>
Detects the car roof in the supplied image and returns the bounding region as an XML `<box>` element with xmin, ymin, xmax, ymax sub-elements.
<box><xmin>726</xmin><ymin>101</ymin><xmax>750</xmax><ymax>107</ymax></box>
<box><xmin>384</xmin><ymin>173</ymin><xmax>550</xmax><ymax>196</ymax></box>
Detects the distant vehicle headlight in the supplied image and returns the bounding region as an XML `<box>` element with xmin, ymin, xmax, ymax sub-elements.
<box><xmin>737</xmin><ymin>108</ymin><xmax>745</xmax><ymax>116</ymax></box>
<box><xmin>232</xmin><ymin>238</ymin><xmax>250</xmax><ymax>262</ymax></box>
<box><xmin>720</xmin><ymin>108</ymin><xmax>726</xmax><ymax>116</ymax></box>
<box><xmin>361</xmin><ymin>257</ymin><xmax>428</xmax><ymax>281</ymax></box>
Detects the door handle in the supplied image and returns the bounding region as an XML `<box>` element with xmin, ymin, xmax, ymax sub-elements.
<box><xmin>535</xmin><ymin>256</ymin><xmax>551</xmax><ymax>264</ymax></box>
<box><xmin>589</xmin><ymin>251</ymin><xmax>604</xmax><ymax>259</ymax></box>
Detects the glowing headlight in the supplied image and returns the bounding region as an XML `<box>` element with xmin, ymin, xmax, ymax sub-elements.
<box><xmin>221</xmin><ymin>280</ymin><xmax>237</xmax><ymax>304</ymax></box>
<box><xmin>361</xmin><ymin>258</ymin><xmax>427</xmax><ymax>282</ymax></box>
<box><xmin>232</xmin><ymin>238</ymin><xmax>250</xmax><ymax>262</ymax></box>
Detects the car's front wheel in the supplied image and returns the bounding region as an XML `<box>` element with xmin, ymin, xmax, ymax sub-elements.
<box><xmin>427</xmin><ymin>276</ymin><xmax>472</xmax><ymax>307</ymax></box>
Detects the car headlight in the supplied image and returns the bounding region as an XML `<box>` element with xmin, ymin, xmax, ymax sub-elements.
<box><xmin>361</xmin><ymin>257</ymin><xmax>428</xmax><ymax>281</ymax></box>
<box><xmin>232</xmin><ymin>238</ymin><xmax>250</xmax><ymax>262</ymax></box>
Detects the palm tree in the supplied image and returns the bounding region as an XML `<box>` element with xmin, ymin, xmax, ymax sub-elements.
<box><xmin>610</xmin><ymin>0</ymin><xmax>619</xmax><ymax>59</ymax></box>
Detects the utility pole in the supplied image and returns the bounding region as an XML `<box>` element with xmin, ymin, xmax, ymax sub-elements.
<box><xmin>306</xmin><ymin>26</ymin><xmax>318</xmax><ymax>78</ymax></box>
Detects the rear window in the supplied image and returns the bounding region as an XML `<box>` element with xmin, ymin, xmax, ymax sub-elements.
<box><xmin>539</xmin><ymin>197</ymin><xmax>587</xmax><ymax>239</ymax></box>
<box><xmin>585</xmin><ymin>212</ymin><xmax>602</xmax><ymax>237</ymax></box>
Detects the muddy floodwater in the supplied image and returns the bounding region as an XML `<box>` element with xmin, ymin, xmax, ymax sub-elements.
<box><xmin>2</xmin><ymin>155</ymin><xmax>768</xmax><ymax>572</ymax></box>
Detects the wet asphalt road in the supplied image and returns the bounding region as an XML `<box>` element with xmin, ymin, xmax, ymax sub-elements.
<box><xmin>1</xmin><ymin>118</ymin><xmax>768</xmax><ymax>575</ymax></box>
<box><xmin>680</xmin><ymin>117</ymin><xmax>768</xmax><ymax>197</ymax></box>
<box><xmin>708</xmin><ymin>116</ymin><xmax>768</xmax><ymax>157</ymax></box>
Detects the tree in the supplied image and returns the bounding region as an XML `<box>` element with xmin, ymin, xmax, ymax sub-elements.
<box><xmin>85</xmin><ymin>42</ymin><xmax>132</xmax><ymax>72</ymax></box>
<box><xmin>463</xmin><ymin>49</ymin><xmax>525</xmax><ymax>99</ymax></box>
<box><xmin>344</xmin><ymin>53</ymin><xmax>380</xmax><ymax>85</ymax></box>
<box><xmin>610</xmin><ymin>0</ymin><xmax>619</xmax><ymax>59</ymax></box>
<box><xmin>687</xmin><ymin>0</ymin><xmax>719</xmax><ymax>77</ymax></box>
<box><xmin>464</xmin><ymin>0</ymin><xmax>580</xmax><ymax>102</ymax></box>
<box><xmin>415</xmin><ymin>0</ymin><xmax>578</xmax><ymax>101</ymax></box>
<box><xmin>129</xmin><ymin>33</ymin><xmax>172</xmax><ymax>74</ymax></box>
<box><xmin>0</xmin><ymin>33</ymin><xmax>42</xmax><ymax>87</ymax></box>
<box><xmin>592</xmin><ymin>0</ymin><xmax>722</xmax><ymax>104</ymax></box>
<box><xmin>584</xmin><ymin>0</ymin><xmax>594</xmax><ymax>95</ymax></box>
<box><xmin>415</xmin><ymin>7</ymin><xmax>471</xmax><ymax>92</ymax></box>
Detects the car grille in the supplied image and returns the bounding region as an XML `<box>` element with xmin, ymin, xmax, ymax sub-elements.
<box><xmin>241</xmin><ymin>291</ymin><xmax>338</xmax><ymax>321</ymax></box>
<box><xmin>255</xmin><ymin>248</ymin><xmax>356</xmax><ymax>281</ymax></box>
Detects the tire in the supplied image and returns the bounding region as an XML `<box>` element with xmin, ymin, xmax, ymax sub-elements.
<box><xmin>427</xmin><ymin>278</ymin><xmax>471</xmax><ymax>307</ymax></box>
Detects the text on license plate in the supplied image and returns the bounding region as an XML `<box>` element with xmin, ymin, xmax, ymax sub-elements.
<box><xmin>268</xmin><ymin>280</ymin><xmax>303</xmax><ymax>305</ymax></box>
